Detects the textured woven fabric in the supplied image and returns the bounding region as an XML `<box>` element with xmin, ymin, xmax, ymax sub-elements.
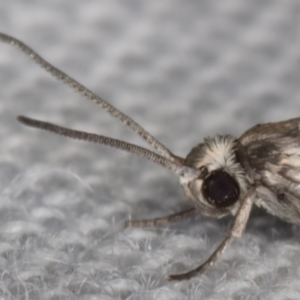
<box><xmin>1</xmin><ymin>1</ymin><xmax>300</xmax><ymax>299</ymax></box>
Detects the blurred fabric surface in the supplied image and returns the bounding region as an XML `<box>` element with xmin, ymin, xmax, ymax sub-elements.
<box><xmin>1</xmin><ymin>1</ymin><xmax>300</xmax><ymax>299</ymax></box>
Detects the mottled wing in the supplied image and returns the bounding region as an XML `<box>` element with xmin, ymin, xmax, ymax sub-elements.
<box><xmin>239</xmin><ymin>117</ymin><xmax>300</xmax><ymax>224</ymax></box>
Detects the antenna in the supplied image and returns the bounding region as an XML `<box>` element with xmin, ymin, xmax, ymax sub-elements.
<box><xmin>17</xmin><ymin>115</ymin><xmax>201</xmax><ymax>179</ymax></box>
<box><xmin>0</xmin><ymin>33</ymin><xmax>179</xmax><ymax>162</ymax></box>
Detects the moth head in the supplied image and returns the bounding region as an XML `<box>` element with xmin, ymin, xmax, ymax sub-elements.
<box><xmin>181</xmin><ymin>135</ymin><xmax>247</xmax><ymax>217</ymax></box>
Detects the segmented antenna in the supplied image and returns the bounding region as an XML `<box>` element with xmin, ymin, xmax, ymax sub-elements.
<box><xmin>17</xmin><ymin>115</ymin><xmax>201</xmax><ymax>179</ymax></box>
<box><xmin>0</xmin><ymin>33</ymin><xmax>178</xmax><ymax>162</ymax></box>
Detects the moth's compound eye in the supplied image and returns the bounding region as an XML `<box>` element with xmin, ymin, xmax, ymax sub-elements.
<box><xmin>202</xmin><ymin>170</ymin><xmax>240</xmax><ymax>208</ymax></box>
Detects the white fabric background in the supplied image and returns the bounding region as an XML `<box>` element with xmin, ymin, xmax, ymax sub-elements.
<box><xmin>1</xmin><ymin>1</ymin><xmax>300</xmax><ymax>299</ymax></box>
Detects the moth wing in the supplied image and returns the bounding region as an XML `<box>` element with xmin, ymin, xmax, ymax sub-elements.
<box><xmin>239</xmin><ymin>117</ymin><xmax>300</xmax><ymax>224</ymax></box>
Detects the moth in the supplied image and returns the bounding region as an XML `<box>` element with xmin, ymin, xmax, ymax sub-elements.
<box><xmin>1</xmin><ymin>32</ymin><xmax>300</xmax><ymax>281</ymax></box>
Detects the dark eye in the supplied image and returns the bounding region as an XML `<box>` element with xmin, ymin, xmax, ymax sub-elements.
<box><xmin>202</xmin><ymin>170</ymin><xmax>240</xmax><ymax>208</ymax></box>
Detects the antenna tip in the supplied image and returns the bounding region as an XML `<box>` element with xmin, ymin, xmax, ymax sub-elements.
<box><xmin>17</xmin><ymin>115</ymin><xmax>27</xmax><ymax>123</ymax></box>
<box><xmin>17</xmin><ymin>115</ymin><xmax>32</xmax><ymax>126</ymax></box>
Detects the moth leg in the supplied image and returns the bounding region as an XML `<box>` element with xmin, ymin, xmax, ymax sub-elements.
<box><xmin>168</xmin><ymin>190</ymin><xmax>254</xmax><ymax>281</ymax></box>
<box><xmin>124</xmin><ymin>207</ymin><xmax>196</xmax><ymax>228</ymax></box>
